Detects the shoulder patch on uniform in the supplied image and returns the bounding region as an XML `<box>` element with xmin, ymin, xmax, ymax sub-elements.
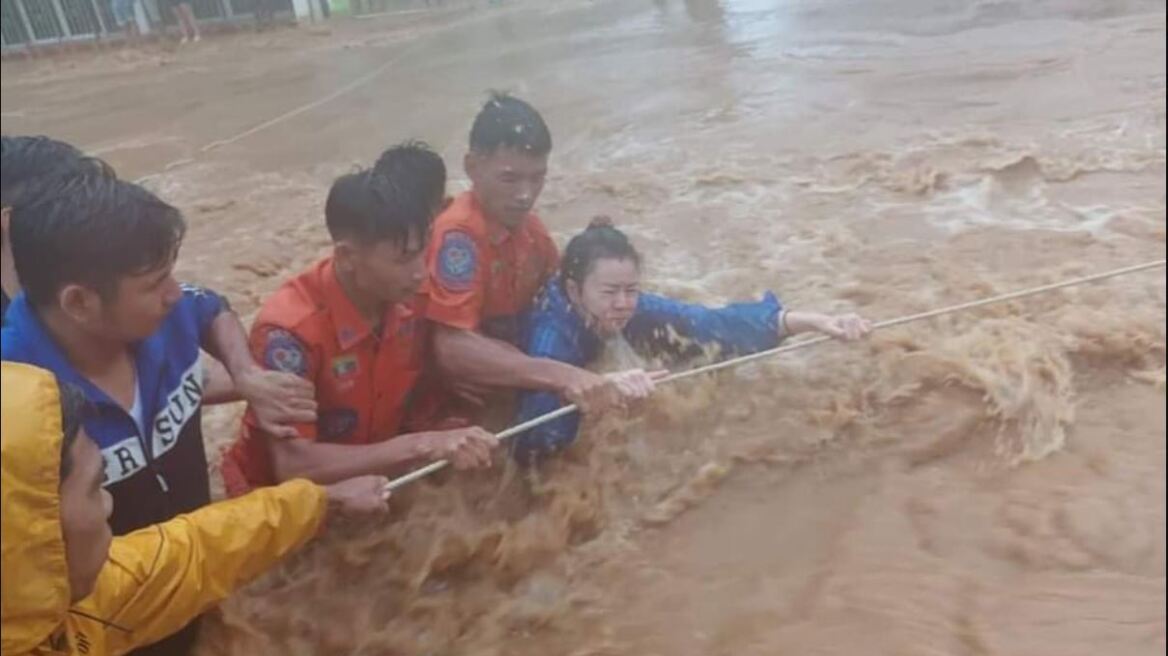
<box><xmin>262</xmin><ymin>328</ymin><xmax>309</xmax><ymax>376</ymax></box>
<box><xmin>436</xmin><ymin>230</ymin><xmax>478</xmax><ymax>292</ymax></box>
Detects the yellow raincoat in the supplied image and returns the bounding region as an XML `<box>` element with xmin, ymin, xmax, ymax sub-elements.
<box><xmin>1</xmin><ymin>362</ymin><xmax>329</xmax><ymax>656</ymax></box>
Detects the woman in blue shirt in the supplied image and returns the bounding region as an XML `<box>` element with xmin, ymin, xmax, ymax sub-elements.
<box><xmin>513</xmin><ymin>219</ymin><xmax>870</xmax><ymax>463</ymax></box>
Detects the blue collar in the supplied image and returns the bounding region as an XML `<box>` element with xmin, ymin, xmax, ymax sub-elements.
<box><xmin>539</xmin><ymin>278</ymin><xmax>586</xmax><ymax>327</ymax></box>
<box><xmin>535</xmin><ymin>278</ymin><xmax>604</xmax><ymax>357</ymax></box>
<box><xmin>3</xmin><ymin>293</ymin><xmax>169</xmax><ymax>412</ymax></box>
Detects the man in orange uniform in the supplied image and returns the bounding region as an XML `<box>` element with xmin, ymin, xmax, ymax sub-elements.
<box><xmin>427</xmin><ymin>94</ymin><xmax>656</xmax><ymax>420</ymax></box>
<box><xmin>222</xmin><ymin>144</ymin><xmax>498</xmax><ymax>495</ymax></box>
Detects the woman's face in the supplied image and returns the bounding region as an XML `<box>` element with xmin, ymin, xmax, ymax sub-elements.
<box><xmin>568</xmin><ymin>257</ymin><xmax>641</xmax><ymax>337</ymax></box>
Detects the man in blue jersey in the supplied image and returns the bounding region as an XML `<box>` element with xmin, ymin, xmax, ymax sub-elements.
<box><xmin>1</xmin><ymin>172</ymin><xmax>315</xmax><ymax>656</ymax></box>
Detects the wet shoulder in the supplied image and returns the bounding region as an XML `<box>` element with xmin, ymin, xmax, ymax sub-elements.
<box><xmin>522</xmin><ymin>211</ymin><xmax>555</xmax><ymax>241</ymax></box>
<box><xmin>432</xmin><ymin>192</ymin><xmax>489</xmax><ymax>240</ymax></box>
<box><xmin>625</xmin><ymin>292</ymin><xmax>691</xmax><ymax>335</ymax></box>
<box><xmin>527</xmin><ymin>282</ymin><xmax>577</xmax><ymax>339</ymax></box>
<box><xmin>635</xmin><ymin>292</ymin><xmax>680</xmax><ymax>314</ymax></box>
<box><xmin>519</xmin><ymin>213</ymin><xmax>560</xmax><ymax>279</ymax></box>
<box><xmin>400</xmin><ymin>291</ymin><xmax>431</xmax><ymax>321</ymax></box>
<box><xmin>0</xmin><ymin>296</ymin><xmax>54</xmax><ymax>362</ymax></box>
<box><xmin>530</xmin><ymin>279</ymin><xmax>569</xmax><ymax>318</ymax></box>
<box><xmin>253</xmin><ymin>262</ymin><xmax>331</xmax><ymax>337</ymax></box>
<box><xmin>0</xmin><ymin>322</ymin><xmax>30</xmax><ymax>360</ymax></box>
<box><xmin>151</xmin><ymin>285</ymin><xmax>222</xmax><ymax>343</ymax></box>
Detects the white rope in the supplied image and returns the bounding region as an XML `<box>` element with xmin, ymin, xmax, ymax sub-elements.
<box><xmin>384</xmin><ymin>258</ymin><xmax>1167</xmax><ymax>492</ymax></box>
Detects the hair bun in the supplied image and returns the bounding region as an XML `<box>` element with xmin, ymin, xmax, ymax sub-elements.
<box><xmin>588</xmin><ymin>215</ymin><xmax>615</xmax><ymax>229</ymax></box>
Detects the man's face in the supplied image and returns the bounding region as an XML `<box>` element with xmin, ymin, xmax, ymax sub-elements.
<box><xmin>59</xmin><ymin>429</ymin><xmax>114</xmax><ymax>603</ymax></box>
<box><xmin>94</xmin><ymin>256</ymin><xmax>184</xmax><ymax>342</ymax></box>
<box><xmin>342</xmin><ymin>229</ymin><xmax>428</xmax><ymax>306</ymax></box>
<box><xmin>465</xmin><ymin>147</ymin><xmax>548</xmax><ymax>228</ymax></box>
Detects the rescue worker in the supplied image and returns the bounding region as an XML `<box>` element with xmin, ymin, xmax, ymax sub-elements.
<box><xmin>221</xmin><ymin>149</ymin><xmax>498</xmax><ymax>496</ymax></box>
<box><xmin>426</xmin><ymin>93</ymin><xmax>655</xmax><ymax>421</ymax></box>
<box><xmin>1</xmin><ymin>173</ymin><xmax>315</xmax><ymax>655</ymax></box>
<box><xmin>0</xmin><ymin>361</ymin><xmax>389</xmax><ymax>656</ymax></box>
<box><xmin>513</xmin><ymin>219</ymin><xmax>872</xmax><ymax>462</ymax></box>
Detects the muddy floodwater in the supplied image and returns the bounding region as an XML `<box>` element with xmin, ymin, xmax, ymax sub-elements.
<box><xmin>3</xmin><ymin>0</ymin><xmax>1166</xmax><ymax>654</ymax></box>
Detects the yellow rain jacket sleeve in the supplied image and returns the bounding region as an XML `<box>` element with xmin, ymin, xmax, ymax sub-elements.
<box><xmin>69</xmin><ymin>479</ymin><xmax>327</xmax><ymax>655</ymax></box>
<box><xmin>1</xmin><ymin>362</ymin><xmax>329</xmax><ymax>656</ymax></box>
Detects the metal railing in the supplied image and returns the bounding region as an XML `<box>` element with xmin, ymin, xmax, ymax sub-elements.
<box><xmin>3</xmin><ymin>0</ymin><xmax>116</xmax><ymax>45</ymax></box>
<box><xmin>1</xmin><ymin>0</ymin><xmax>292</xmax><ymax>49</ymax></box>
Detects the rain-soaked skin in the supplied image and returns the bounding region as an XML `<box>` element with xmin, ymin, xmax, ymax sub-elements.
<box><xmin>3</xmin><ymin>1</ymin><xmax>1164</xmax><ymax>654</ymax></box>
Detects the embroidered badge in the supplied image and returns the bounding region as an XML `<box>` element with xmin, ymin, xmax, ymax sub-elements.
<box><xmin>331</xmin><ymin>354</ymin><xmax>359</xmax><ymax>380</ymax></box>
<box><xmin>437</xmin><ymin>231</ymin><xmax>478</xmax><ymax>291</ymax></box>
<box><xmin>263</xmin><ymin>329</ymin><xmax>308</xmax><ymax>376</ymax></box>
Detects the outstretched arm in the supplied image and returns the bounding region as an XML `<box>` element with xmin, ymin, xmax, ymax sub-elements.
<box><xmin>83</xmin><ymin>480</ymin><xmax>327</xmax><ymax>653</ymax></box>
<box><xmin>433</xmin><ymin>325</ymin><xmax>625</xmax><ymax>414</ymax></box>
<box><xmin>86</xmin><ymin>477</ymin><xmax>392</xmax><ymax>654</ymax></box>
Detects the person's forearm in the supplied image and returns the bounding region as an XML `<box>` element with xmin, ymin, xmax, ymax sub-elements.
<box><xmin>100</xmin><ymin>479</ymin><xmax>326</xmax><ymax>654</ymax></box>
<box><xmin>201</xmin><ymin>357</ymin><xmax>241</xmax><ymax>404</ymax></box>
<box><xmin>434</xmin><ymin>325</ymin><xmax>574</xmax><ymax>392</ymax></box>
<box><xmin>780</xmin><ymin>311</ymin><xmax>827</xmax><ymax>337</ymax></box>
<box><xmin>204</xmin><ymin>311</ymin><xmax>261</xmax><ymax>379</ymax></box>
<box><xmin>513</xmin><ymin>390</ymin><xmax>581</xmax><ymax>462</ymax></box>
<box><xmin>270</xmin><ymin>434</ymin><xmax>431</xmax><ymax>485</ymax></box>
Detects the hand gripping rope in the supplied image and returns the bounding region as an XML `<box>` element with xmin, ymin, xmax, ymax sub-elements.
<box><xmin>384</xmin><ymin>259</ymin><xmax>1167</xmax><ymax>493</ymax></box>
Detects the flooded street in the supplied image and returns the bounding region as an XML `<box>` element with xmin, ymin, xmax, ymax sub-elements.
<box><xmin>3</xmin><ymin>0</ymin><xmax>1165</xmax><ymax>654</ymax></box>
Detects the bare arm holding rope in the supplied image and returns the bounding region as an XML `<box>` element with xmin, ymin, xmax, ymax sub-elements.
<box><xmin>385</xmin><ymin>258</ymin><xmax>1166</xmax><ymax>493</ymax></box>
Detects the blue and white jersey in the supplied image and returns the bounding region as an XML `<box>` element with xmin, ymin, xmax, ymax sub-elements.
<box><xmin>2</xmin><ymin>285</ymin><xmax>225</xmax><ymax>535</ymax></box>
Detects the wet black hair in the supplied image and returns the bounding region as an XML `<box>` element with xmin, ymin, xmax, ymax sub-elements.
<box><xmin>1</xmin><ymin>135</ymin><xmax>115</xmax><ymax>209</ymax></box>
<box><xmin>372</xmin><ymin>140</ymin><xmax>447</xmax><ymax>214</ymax></box>
<box><xmin>11</xmin><ymin>173</ymin><xmax>186</xmax><ymax>307</ymax></box>
<box><xmin>561</xmin><ymin>217</ymin><xmax>642</xmax><ymax>287</ymax></box>
<box><xmin>58</xmin><ymin>379</ymin><xmax>93</xmax><ymax>480</ymax></box>
<box><xmin>325</xmin><ymin>168</ymin><xmax>431</xmax><ymax>249</ymax></box>
<box><xmin>468</xmin><ymin>92</ymin><xmax>552</xmax><ymax>157</ymax></box>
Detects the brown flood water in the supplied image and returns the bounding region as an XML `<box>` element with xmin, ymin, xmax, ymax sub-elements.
<box><xmin>2</xmin><ymin>0</ymin><xmax>1165</xmax><ymax>654</ymax></box>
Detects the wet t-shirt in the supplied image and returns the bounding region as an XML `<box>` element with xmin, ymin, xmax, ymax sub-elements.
<box><xmin>1</xmin><ymin>286</ymin><xmax>225</xmax><ymax>535</ymax></box>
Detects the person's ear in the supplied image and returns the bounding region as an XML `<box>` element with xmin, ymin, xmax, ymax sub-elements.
<box><xmin>565</xmin><ymin>278</ymin><xmax>583</xmax><ymax>307</ymax></box>
<box><xmin>334</xmin><ymin>241</ymin><xmax>358</xmax><ymax>273</ymax></box>
<box><xmin>59</xmin><ymin>284</ymin><xmax>103</xmax><ymax>325</ymax></box>
<box><xmin>464</xmin><ymin>151</ymin><xmax>481</xmax><ymax>183</ymax></box>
